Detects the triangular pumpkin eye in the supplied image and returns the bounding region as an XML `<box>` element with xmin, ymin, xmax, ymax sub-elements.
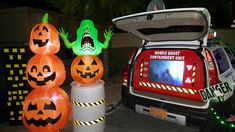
<box><xmin>43</xmin><ymin>26</ymin><xmax>49</xmax><ymax>32</ymax></box>
<box><xmin>43</xmin><ymin>65</ymin><xmax>51</xmax><ymax>72</ymax></box>
<box><xmin>30</xmin><ymin>65</ymin><xmax>37</xmax><ymax>72</ymax></box>
<box><xmin>91</xmin><ymin>60</ymin><xmax>97</xmax><ymax>65</ymax></box>
<box><xmin>44</xmin><ymin>101</ymin><xmax>56</xmax><ymax>110</ymax></box>
<box><xmin>78</xmin><ymin>60</ymin><xmax>85</xmax><ymax>65</ymax></box>
<box><xmin>34</xmin><ymin>26</ymin><xmax>39</xmax><ymax>32</ymax></box>
<box><xmin>28</xmin><ymin>102</ymin><xmax>37</xmax><ymax>111</ymax></box>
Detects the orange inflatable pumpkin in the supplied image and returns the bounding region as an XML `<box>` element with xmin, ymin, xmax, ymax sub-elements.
<box><xmin>29</xmin><ymin>13</ymin><xmax>60</xmax><ymax>55</ymax></box>
<box><xmin>26</xmin><ymin>54</ymin><xmax>66</xmax><ymax>89</ymax></box>
<box><xmin>22</xmin><ymin>87</ymin><xmax>70</xmax><ymax>132</ymax></box>
<box><xmin>71</xmin><ymin>55</ymin><xmax>104</xmax><ymax>84</ymax></box>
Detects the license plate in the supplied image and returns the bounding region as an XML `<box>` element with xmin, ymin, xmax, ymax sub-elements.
<box><xmin>136</xmin><ymin>104</ymin><xmax>186</xmax><ymax>125</ymax></box>
<box><xmin>149</xmin><ymin>107</ymin><xmax>168</xmax><ymax>120</ymax></box>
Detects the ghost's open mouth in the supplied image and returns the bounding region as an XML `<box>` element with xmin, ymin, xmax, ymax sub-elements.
<box><xmin>81</xmin><ymin>33</ymin><xmax>94</xmax><ymax>48</ymax></box>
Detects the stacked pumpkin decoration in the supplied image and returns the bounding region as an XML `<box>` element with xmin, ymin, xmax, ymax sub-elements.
<box><xmin>22</xmin><ymin>13</ymin><xmax>70</xmax><ymax>132</ymax></box>
<box><xmin>59</xmin><ymin>19</ymin><xmax>113</xmax><ymax>132</ymax></box>
<box><xmin>59</xmin><ymin>19</ymin><xmax>113</xmax><ymax>84</ymax></box>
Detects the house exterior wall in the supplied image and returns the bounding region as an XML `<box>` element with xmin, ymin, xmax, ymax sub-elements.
<box><xmin>0</xmin><ymin>7</ymin><xmax>30</xmax><ymax>45</ymax></box>
<box><xmin>215</xmin><ymin>29</ymin><xmax>235</xmax><ymax>47</ymax></box>
<box><xmin>0</xmin><ymin>7</ymin><xmax>61</xmax><ymax>46</ymax></box>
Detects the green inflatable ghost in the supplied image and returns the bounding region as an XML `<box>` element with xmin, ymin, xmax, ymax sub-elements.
<box><xmin>59</xmin><ymin>19</ymin><xmax>113</xmax><ymax>56</ymax></box>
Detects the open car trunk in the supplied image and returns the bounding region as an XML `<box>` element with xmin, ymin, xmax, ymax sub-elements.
<box><xmin>113</xmin><ymin>8</ymin><xmax>211</xmax><ymax>102</ymax></box>
<box><xmin>113</xmin><ymin>8</ymin><xmax>211</xmax><ymax>45</ymax></box>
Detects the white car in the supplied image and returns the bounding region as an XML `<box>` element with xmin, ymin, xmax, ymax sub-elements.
<box><xmin>112</xmin><ymin>8</ymin><xmax>235</xmax><ymax>126</ymax></box>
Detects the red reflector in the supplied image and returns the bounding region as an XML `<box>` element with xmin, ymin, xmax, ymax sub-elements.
<box><xmin>122</xmin><ymin>49</ymin><xmax>138</xmax><ymax>86</ymax></box>
<box><xmin>205</xmin><ymin>49</ymin><xmax>220</xmax><ymax>85</ymax></box>
<box><xmin>122</xmin><ymin>65</ymin><xmax>129</xmax><ymax>86</ymax></box>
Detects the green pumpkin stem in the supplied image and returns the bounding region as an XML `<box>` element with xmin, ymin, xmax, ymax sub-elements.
<box><xmin>42</xmin><ymin>13</ymin><xmax>49</xmax><ymax>23</ymax></box>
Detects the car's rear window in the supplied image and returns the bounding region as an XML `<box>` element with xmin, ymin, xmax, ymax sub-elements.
<box><xmin>224</xmin><ymin>47</ymin><xmax>235</xmax><ymax>69</ymax></box>
<box><xmin>138</xmin><ymin>25</ymin><xmax>204</xmax><ymax>35</ymax></box>
<box><xmin>212</xmin><ymin>48</ymin><xmax>230</xmax><ymax>74</ymax></box>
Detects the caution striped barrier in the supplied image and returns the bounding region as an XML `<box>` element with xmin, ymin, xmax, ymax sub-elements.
<box><xmin>139</xmin><ymin>82</ymin><xmax>197</xmax><ymax>94</ymax></box>
<box><xmin>73</xmin><ymin>116</ymin><xmax>105</xmax><ymax>126</ymax></box>
<box><xmin>71</xmin><ymin>80</ymin><xmax>105</xmax><ymax>132</ymax></box>
<box><xmin>72</xmin><ymin>99</ymin><xmax>105</xmax><ymax>107</ymax></box>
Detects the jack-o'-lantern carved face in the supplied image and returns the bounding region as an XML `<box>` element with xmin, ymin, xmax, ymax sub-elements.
<box><xmin>26</xmin><ymin>55</ymin><xmax>66</xmax><ymax>89</ymax></box>
<box><xmin>71</xmin><ymin>55</ymin><xmax>103</xmax><ymax>84</ymax></box>
<box><xmin>29</xmin><ymin>13</ymin><xmax>60</xmax><ymax>55</ymax></box>
<box><xmin>22</xmin><ymin>88</ymin><xmax>70</xmax><ymax>132</ymax></box>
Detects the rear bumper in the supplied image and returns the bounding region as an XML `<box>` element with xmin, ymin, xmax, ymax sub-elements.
<box><xmin>121</xmin><ymin>85</ymin><xmax>210</xmax><ymax>126</ymax></box>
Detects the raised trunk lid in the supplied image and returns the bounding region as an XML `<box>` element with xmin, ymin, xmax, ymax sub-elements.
<box><xmin>113</xmin><ymin>8</ymin><xmax>211</xmax><ymax>45</ymax></box>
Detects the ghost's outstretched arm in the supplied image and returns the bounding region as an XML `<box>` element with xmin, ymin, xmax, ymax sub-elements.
<box><xmin>59</xmin><ymin>28</ymin><xmax>75</xmax><ymax>49</ymax></box>
<box><xmin>102</xmin><ymin>28</ymin><xmax>113</xmax><ymax>49</ymax></box>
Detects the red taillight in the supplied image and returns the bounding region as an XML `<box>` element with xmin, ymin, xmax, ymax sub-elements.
<box><xmin>205</xmin><ymin>49</ymin><xmax>220</xmax><ymax>85</ymax></box>
<box><xmin>122</xmin><ymin>49</ymin><xmax>138</xmax><ymax>86</ymax></box>
<box><xmin>122</xmin><ymin>64</ymin><xmax>129</xmax><ymax>86</ymax></box>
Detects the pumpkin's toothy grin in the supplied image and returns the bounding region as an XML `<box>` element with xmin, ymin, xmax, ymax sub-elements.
<box><xmin>28</xmin><ymin>72</ymin><xmax>56</xmax><ymax>86</ymax></box>
<box><xmin>33</xmin><ymin>39</ymin><xmax>49</xmax><ymax>47</ymax></box>
<box><xmin>76</xmin><ymin>69</ymin><xmax>99</xmax><ymax>78</ymax></box>
<box><xmin>24</xmin><ymin>113</ymin><xmax>62</xmax><ymax>127</ymax></box>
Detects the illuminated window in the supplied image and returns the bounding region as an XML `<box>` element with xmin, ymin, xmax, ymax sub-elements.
<box><xmin>224</xmin><ymin>47</ymin><xmax>235</xmax><ymax>69</ymax></box>
<box><xmin>213</xmin><ymin>48</ymin><xmax>230</xmax><ymax>74</ymax></box>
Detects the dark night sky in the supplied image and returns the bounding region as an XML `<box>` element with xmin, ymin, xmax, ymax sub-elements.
<box><xmin>0</xmin><ymin>0</ymin><xmax>234</xmax><ymax>28</ymax></box>
<box><xmin>0</xmin><ymin>0</ymin><xmax>51</xmax><ymax>10</ymax></box>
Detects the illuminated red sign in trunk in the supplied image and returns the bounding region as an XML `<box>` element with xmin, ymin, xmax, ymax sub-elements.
<box><xmin>133</xmin><ymin>49</ymin><xmax>205</xmax><ymax>102</ymax></box>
